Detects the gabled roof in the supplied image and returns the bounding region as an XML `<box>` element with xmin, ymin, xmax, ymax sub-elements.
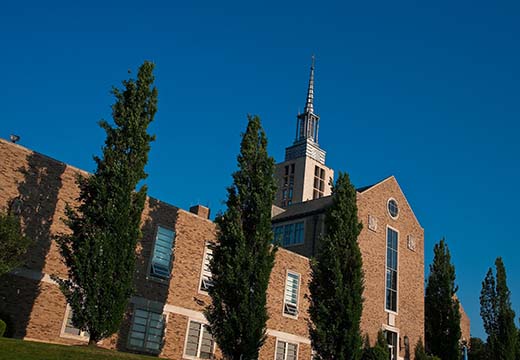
<box><xmin>356</xmin><ymin>175</ymin><xmax>423</xmax><ymax>228</ymax></box>
<box><xmin>272</xmin><ymin>175</ymin><xmax>421</xmax><ymax>228</ymax></box>
<box><xmin>272</xmin><ymin>177</ymin><xmax>393</xmax><ymax>222</ymax></box>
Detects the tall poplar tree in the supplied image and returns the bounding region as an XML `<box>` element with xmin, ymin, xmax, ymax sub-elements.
<box><xmin>55</xmin><ymin>62</ymin><xmax>157</xmax><ymax>344</ymax></box>
<box><xmin>0</xmin><ymin>209</ymin><xmax>31</xmax><ymax>276</ymax></box>
<box><xmin>205</xmin><ymin>115</ymin><xmax>277</xmax><ymax>360</ymax></box>
<box><xmin>308</xmin><ymin>172</ymin><xmax>364</xmax><ymax>360</ymax></box>
<box><xmin>480</xmin><ymin>257</ymin><xmax>517</xmax><ymax>360</ymax></box>
<box><xmin>424</xmin><ymin>238</ymin><xmax>461</xmax><ymax>360</ymax></box>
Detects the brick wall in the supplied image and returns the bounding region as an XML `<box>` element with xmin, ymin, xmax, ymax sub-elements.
<box><xmin>357</xmin><ymin>176</ymin><xmax>425</xmax><ymax>358</ymax></box>
<box><xmin>0</xmin><ymin>138</ymin><xmax>470</xmax><ymax>359</ymax></box>
<box><xmin>0</xmin><ymin>139</ymin><xmax>313</xmax><ymax>359</ymax></box>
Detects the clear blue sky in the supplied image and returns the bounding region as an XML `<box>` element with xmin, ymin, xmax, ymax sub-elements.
<box><xmin>1</xmin><ymin>0</ymin><xmax>519</xmax><ymax>341</ymax></box>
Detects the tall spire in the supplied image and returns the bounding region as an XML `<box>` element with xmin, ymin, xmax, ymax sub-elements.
<box><xmin>304</xmin><ymin>55</ymin><xmax>315</xmax><ymax>114</ymax></box>
<box><xmin>285</xmin><ymin>55</ymin><xmax>326</xmax><ymax>165</ymax></box>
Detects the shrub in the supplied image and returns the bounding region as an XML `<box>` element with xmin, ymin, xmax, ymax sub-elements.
<box><xmin>361</xmin><ymin>331</ymin><xmax>389</xmax><ymax>360</ymax></box>
<box><xmin>415</xmin><ymin>338</ymin><xmax>441</xmax><ymax>360</ymax></box>
<box><xmin>0</xmin><ymin>319</ymin><xmax>6</xmax><ymax>337</ymax></box>
<box><xmin>0</xmin><ymin>312</ymin><xmax>14</xmax><ymax>338</ymax></box>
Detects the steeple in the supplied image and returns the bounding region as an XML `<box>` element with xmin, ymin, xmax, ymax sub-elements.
<box><xmin>275</xmin><ymin>56</ymin><xmax>333</xmax><ymax>207</ymax></box>
<box><xmin>295</xmin><ymin>56</ymin><xmax>320</xmax><ymax>145</ymax></box>
<box><xmin>304</xmin><ymin>55</ymin><xmax>315</xmax><ymax>114</ymax></box>
<box><xmin>284</xmin><ymin>56</ymin><xmax>327</xmax><ymax>165</ymax></box>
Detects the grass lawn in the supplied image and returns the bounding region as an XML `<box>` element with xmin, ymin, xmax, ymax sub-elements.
<box><xmin>0</xmin><ymin>337</ymin><xmax>159</xmax><ymax>360</ymax></box>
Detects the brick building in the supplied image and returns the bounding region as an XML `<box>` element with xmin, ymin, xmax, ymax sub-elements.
<box><xmin>0</xmin><ymin>60</ymin><xmax>469</xmax><ymax>359</ymax></box>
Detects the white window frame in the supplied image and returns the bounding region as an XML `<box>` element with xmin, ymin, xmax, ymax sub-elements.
<box><xmin>384</xmin><ymin>225</ymin><xmax>399</xmax><ymax>315</ymax></box>
<box><xmin>387</xmin><ymin>198</ymin><xmax>399</xmax><ymax>220</ymax></box>
<box><xmin>148</xmin><ymin>225</ymin><xmax>176</xmax><ymax>280</ymax></box>
<box><xmin>198</xmin><ymin>241</ymin><xmax>215</xmax><ymax>294</ymax></box>
<box><xmin>127</xmin><ymin>307</ymin><xmax>167</xmax><ymax>354</ymax></box>
<box><xmin>382</xmin><ymin>325</ymin><xmax>400</xmax><ymax>360</ymax></box>
<box><xmin>282</xmin><ymin>270</ymin><xmax>301</xmax><ymax>319</ymax></box>
<box><xmin>183</xmin><ymin>319</ymin><xmax>215</xmax><ymax>360</ymax></box>
<box><xmin>274</xmin><ymin>338</ymin><xmax>299</xmax><ymax>360</ymax></box>
<box><xmin>59</xmin><ymin>304</ymin><xmax>89</xmax><ymax>341</ymax></box>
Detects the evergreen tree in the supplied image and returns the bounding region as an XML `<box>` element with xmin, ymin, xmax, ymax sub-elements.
<box><xmin>55</xmin><ymin>62</ymin><xmax>157</xmax><ymax>344</ymax></box>
<box><xmin>205</xmin><ymin>115</ymin><xmax>277</xmax><ymax>360</ymax></box>
<box><xmin>468</xmin><ymin>337</ymin><xmax>489</xmax><ymax>360</ymax></box>
<box><xmin>0</xmin><ymin>208</ymin><xmax>31</xmax><ymax>276</ymax></box>
<box><xmin>516</xmin><ymin>327</ymin><xmax>520</xmax><ymax>360</ymax></box>
<box><xmin>480</xmin><ymin>257</ymin><xmax>517</xmax><ymax>360</ymax></box>
<box><xmin>414</xmin><ymin>339</ymin><xmax>440</xmax><ymax>360</ymax></box>
<box><xmin>424</xmin><ymin>238</ymin><xmax>461</xmax><ymax>360</ymax></box>
<box><xmin>308</xmin><ymin>172</ymin><xmax>364</xmax><ymax>360</ymax></box>
<box><xmin>361</xmin><ymin>331</ymin><xmax>389</xmax><ymax>360</ymax></box>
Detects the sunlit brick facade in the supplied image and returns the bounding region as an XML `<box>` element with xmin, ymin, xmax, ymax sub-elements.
<box><xmin>0</xmin><ymin>61</ymin><xmax>469</xmax><ymax>359</ymax></box>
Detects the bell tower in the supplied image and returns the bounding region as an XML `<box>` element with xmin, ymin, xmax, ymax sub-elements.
<box><xmin>274</xmin><ymin>57</ymin><xmax>334</xmax><ymax>208</ymax></box>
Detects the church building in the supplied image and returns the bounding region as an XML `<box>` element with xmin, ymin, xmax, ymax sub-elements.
<box><xmin>0</xmin><ymin>60</ymin><xmax>469</xmax><ymax>359</ymax></box>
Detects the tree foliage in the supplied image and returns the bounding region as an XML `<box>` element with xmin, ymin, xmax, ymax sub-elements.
<box><xmin>424</xmin><ymin>238</ymin><xmax>461</xmax><ymax>360</ymax></box>
<box><xmin>414</xmin><ymin>338</ymin><xmax>440</xmax><ymax>360</ymax></box>
<box><xmin>205</xmin><ymin>115</ymin><xmax>277</xmax><ymax>360</ymax></box>
<box><xmin>308</xmin><ymin>172</ymin><xmax>364</xmax><ymax>360</ymax></box>
<box><xmin>468</xmin><ymin>337</ymin><xmax>489</xmax><ymax>360</ymax></box>
<box><xmin>0</xmin><ymin>208</ymin><xmax>31</xmax><ymax>277</ymax></box>
<box><xmin>361</xmin><ymin>331</ymin><xmax>389</xmax><ymax>360</ymax></box>
<box><xmin>480</xmin><ymin>257</ymin><xmax>517</xmax><ymax>360</ymax></box>
<box><xmin>55</xmin><ymin>62</ymin><xmax>157</xmax><ymax>344</ymax></box>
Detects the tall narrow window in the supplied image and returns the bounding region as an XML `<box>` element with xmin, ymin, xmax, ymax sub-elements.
<box><xmin>273</xmin><ymin>226</ymin><xmax>284</xmax><ymax>244</ymax></box>
<box><xmin>282</xmin><ymin>163</ymin><xmax>295</xmax><ymax>207</ymax></box>
<box><xmin>283</xmin><ymin>223</ymin><xmax>295</xmax><ymax>246</ymax></box>
<box><xmin>150</xmin><ymin>226</ymin><xmax>175</xmax><ymax>279</ymax></box>
<box><xmin>200</xmin><ymin>243</ymin><xmax>214</xmax><ymax>292</ymax></box>
<box><xmin>283</xmin><ymin>272</ymin><xmax>300</xmax><ymax>316</ymax></box>
<box><xmin>293</xmin><ymin>222</ymin><xmax>304</xmax><ymax>244</ymax></box>
<box><xmin>128</xmin><ymin>308</ymin><xmax>165</xmax><ymax>353</ymax></box>
<box><xmin>386</xmin><ymin>330</ymin><xmax>398</xmax><ymax>360</ymax></box>
<box><xmin>276</xmin><ymin>340</ymin><xmax>298</xmax><ymax>360</ymax></box>
<box><xmin>184</xmin><ymin>321</ymin><xmax>215</xmax><ymax>359</ymax></box>
<box><xmin>385</xmin><ymin>227</ymin><xmax>398</xmax><ymax>312</ymax></box>
<box><xmin>313</xmin><ymin>165</ymin><xmax>325</xmax><ymax>199</ymax></box>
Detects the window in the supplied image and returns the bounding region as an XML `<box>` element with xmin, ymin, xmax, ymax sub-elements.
<box><xmin>313</xmin><ymin>166</ymin><xmax>325</xmax><ymax>199</ymax></box>
<box><xmin>273</xmin><ymin>222</ymin><xmax>304</xmax><ymax>246</ymax></box>
<box><xmin>283</xmin><ymin>272</ymin><xmax>300</xmax><ymax>317</ymax></box>
<box><xmin>60</xmin><ymin>305</ymin><xmax>89</xmax><ymax>340</ymax></box>
<box><xmin>385</xmin><ymin>228</ymin><xmax>398</xmax><ymax>312</ymax></box>
<box><xmin>150</xmin><ymin>226</ymin><xmax>176</xmax><ymax>279</ymax></box>
<box><xmin>388</xmin><ymin>199</ymin><xmax>399</xmax><ymax>219</ymax></box>
<box><xmin>200</xmin><ymin>243</ymin><xmax>214</xmax><ymax>292</ymax></box>
<box><xmin>128</xmin><ymin>308</ymin><xmax>165</xmax><ymax>353</ymax></box>
<box><xmin>276</xmin><ymin>340</ymin><xmax>298</xmax><ymax>360</ymax></box>
<box><xmin>386</xmin><ymin>330</ymin><xmax>398</xmax><ymax>360</ymax></box>
<box><xmin>282</xmin><ymin>163</ymin><xmax>295</xmax><ymax>207</ymax></box>
<box><xmin>184</xmin><ymin>321</ymin><xmax>215</xmax><ymax>359</ymax></box>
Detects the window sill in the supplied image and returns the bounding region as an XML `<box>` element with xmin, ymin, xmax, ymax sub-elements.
<box><xmin>59</xmin><ymin>333</ymin><xmax>89</xmax><ymax>342</ymax></box>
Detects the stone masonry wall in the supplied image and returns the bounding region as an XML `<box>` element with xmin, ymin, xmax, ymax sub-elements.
<box><xmin>0</xmin><ymin>138</ymin><xmax>312</xmax><ymax>359</ymax></box>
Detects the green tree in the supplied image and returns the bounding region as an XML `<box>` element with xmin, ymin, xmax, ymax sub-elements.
<box><xmin>0</xmin><ymin>208</ymin><xmax>31</xmax><ymax>276</ymax></box>
<box><xmin>55</xmin><ymin>62</ymin><xmax>157</xmax><ymax>344</ymax></box>
<box><xmin>414</xmin><ymin>339</ymin><xmax>440</xmax><ymax>360</ymax></box>
<box><xmin>468</xmin><ymin>337</ymin><xmax>489</xmax><ymax>360</ymax></box>
<box><xmin>516</xmin><ymin>327</ymin><xmax>520</xmax><ymax>360</ymax></box>
<box><xmin>361</xmin><ymin>331</ymin><xmax>389</xmax><ymax>360</ymax></box>
<box><xmin>308</xmin><ymin>172</ymin><xmax>364</xmax><ymax>360</ymax></box>
<box><xmin>205</xmin><ymin>115</ymin><xmax>277</xmax><ymax>360</ymax></box>
<box><xmin>480</xmin><ymin>257</ymin><xmax>517</xmax><ymax>360</ymax></box>
<box><xmin>424</xmin><ymin>238</ymin><xmax>461</xmax><ymax>360</ymax></box>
